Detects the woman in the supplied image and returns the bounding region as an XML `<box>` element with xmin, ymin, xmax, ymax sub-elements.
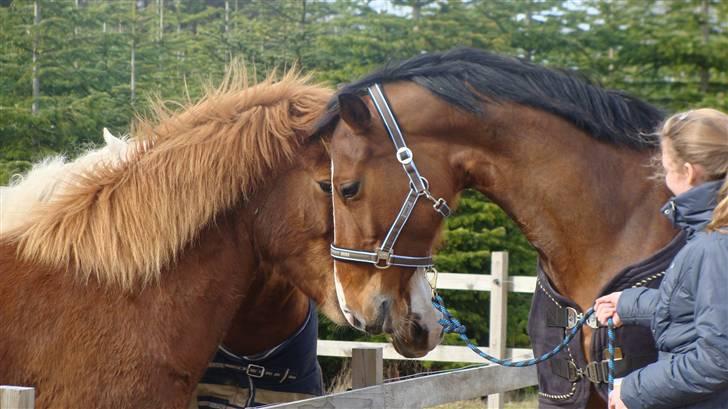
<box><xmin>595</xmin><ymin>108</ymin><xmax>728</xmax><ymax>409</ymax></box>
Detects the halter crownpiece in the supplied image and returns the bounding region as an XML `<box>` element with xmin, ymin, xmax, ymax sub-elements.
<box><xmin>330</xmin><ymin>83</ymin><xmax>451</xmax><ymax>269</ymax></box>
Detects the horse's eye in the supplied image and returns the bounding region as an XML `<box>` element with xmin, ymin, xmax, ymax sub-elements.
<box><xmin>317</xmin><ymin>181</ymin><xmax>332</xmax><ymax>194</ymax></box>
<box><xmin>341</xmin><ymin>181</ymin><xmax>360</xmax><ymax>199</ymax></box>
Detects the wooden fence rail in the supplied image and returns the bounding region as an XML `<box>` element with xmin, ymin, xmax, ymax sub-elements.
<box><xmin>264</xmin><ymin>365</ymin><xmax>537</xmax><ymax>409</ymax></box>
<box><xmin>317</xmin><ymin>340</ymin><xmax>534</xmax><ymax>364</ymax></box>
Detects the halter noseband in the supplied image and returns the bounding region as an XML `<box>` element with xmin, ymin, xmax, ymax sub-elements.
<box><xmin>330</xmin><ymin>84</ymin><xmax>451</xmax><ymax>270</ymax></box>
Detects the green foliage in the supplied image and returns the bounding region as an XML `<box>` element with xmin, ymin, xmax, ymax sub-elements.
<box><xmin>579</xmin><ymin>0</ymin><xmax>728</xmax><ymax>110</ymax></box>
<box><xmin>0</xmin><ymin>159</ymin><xmax>32</xmax><ymax>184</ymax></box>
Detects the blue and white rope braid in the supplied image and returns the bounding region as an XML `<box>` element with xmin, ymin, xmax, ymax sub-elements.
<box><xmin>607</xmin><ymin>318</ymin><xmax>616</xmax><ymax>393</ymax></box>
<box><xmin>432</xmin><ymin>295</ymin><xmax>590</xmax><ymax>367</ymax></box>
<box><xmin>432</xmin><ymin>294</ymin><xmax>616</xmax><ymax>386</ymax></box>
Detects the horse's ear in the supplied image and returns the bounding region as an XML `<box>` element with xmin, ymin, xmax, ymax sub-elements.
<box><xmin>338</xmin><ymin>93</ymin><xmax>371</xmax><ymax>133</ymax></box>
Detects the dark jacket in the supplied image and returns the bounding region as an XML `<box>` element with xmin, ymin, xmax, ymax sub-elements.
<box><xmin>617</xmin><ymin>179</ymin><xmax>728</xmax><ymax>409</ymax></box>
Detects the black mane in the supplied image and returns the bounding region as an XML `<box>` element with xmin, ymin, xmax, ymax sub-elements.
<box><xmin>317</xmin><ymin>47</ymin><xmax>664</xmax><ymax>150</ymax></box>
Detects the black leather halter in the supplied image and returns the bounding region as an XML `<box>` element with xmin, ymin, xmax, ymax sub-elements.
<box><xmin>330</xmin><ymin>84</ymin><xmax>451</xmax><ymax>269</ymax></box>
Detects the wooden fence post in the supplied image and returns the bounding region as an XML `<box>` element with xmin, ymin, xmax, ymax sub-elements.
<box><xmin>488</xmin><ymin>251</ymin><xmax>509</xmax><ymax>409</ymax></box>
<box><xmin>351</xmin><ymin>347</ymin><xmax>383</xmax><ymax>389</ymax></box>
<box><xmin>0</xmin><ymin>386</ymin><xmax>35</xmax><ymax>409</ymax></box>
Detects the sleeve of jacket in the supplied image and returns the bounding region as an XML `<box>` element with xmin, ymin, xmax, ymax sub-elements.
<box><xmin>620</xmin><ymin>239</ymin><xmax>728</xmax><ymax>409</ymax></box>
<box><xmin>616</xmin><ymin>287</ymin><xmax>659</xmax><ymax>327</ymax></box>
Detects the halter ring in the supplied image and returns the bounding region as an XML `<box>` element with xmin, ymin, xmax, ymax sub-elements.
<box><xmin>374</xmin><ymin>248</ymin><xmax>393</xmax><ymax>269</ymax></box>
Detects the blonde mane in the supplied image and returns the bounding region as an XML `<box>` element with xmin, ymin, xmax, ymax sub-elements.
<box><xmin>0</xmin><ymin>128</ymin><xmax>130</xmax><ymax>235</ymax></box>
<box><xmin>1</xmin><ymin>69</ymin><xmax>332</xmax><ymax>290</ymax></box>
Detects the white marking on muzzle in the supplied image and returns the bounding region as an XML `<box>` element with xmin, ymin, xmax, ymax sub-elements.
<box><xmin>410</xmin><ymin>267</ymin><xmax>444</xmax><ymax>348</ymax></box>
<box><xmin>330</xmin><ymin>158</ymin><xmax>356</xmax><ymax>325</ymax></box>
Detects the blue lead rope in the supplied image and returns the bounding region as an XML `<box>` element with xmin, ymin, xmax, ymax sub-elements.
<box><xmin>432</xmin><ymin>294</ymin><xmax>615</xmax><ymax>393</ymax></box>
<box><xmin>607</xmin><ymin>318</ymin><xmax>615</xmax><ymax>393</ymax></box>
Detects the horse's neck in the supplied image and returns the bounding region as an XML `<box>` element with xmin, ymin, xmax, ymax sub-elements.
<box><xmin>154</xmin><ymin>207</ymin><xmax>257</xmax><ymax>354</ymax></box>
<box><xmin>455</xmin><ymin>105</ymin><xmax>676</xmax><ymax>308</ymax></box>
<box><xmin>223</xmin><ymin>272</ymin><xmax>310</xmax><ymax>356</ymax></box>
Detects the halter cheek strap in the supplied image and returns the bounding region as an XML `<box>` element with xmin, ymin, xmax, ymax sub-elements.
<box><xmin>330</xmin><ymin>83</ymin><xmax>451</xmax><ymax>270</ymax></box>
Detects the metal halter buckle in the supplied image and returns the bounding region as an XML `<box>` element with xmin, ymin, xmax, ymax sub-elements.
<box><xmin>566</xmin><ymin>307</ymin><xmax>599</xmax><ymax>329</ymax></box>
<box><xmin>374</xmin><ymin>248</ymin><xmax>393</xmax><ymax>269</ymax></box>
<box><xmin>586</xmin><ymin>314</ymin><xmax>599</xmax><ymax>329</ymax></box>
<box><xmin>584</xmin><ymin>351</ymin><xmax>623</xmax><ymax>384</ymax></box>
<box><xmin>396</xmin><ymin>147</ymin><xmax>413</xmax><ymax>164</ymax></box>
<box><xmin>584</xmin><ymin>360</ymin><xmax>609</xmax><ymax>384</ymax></box>
<box><xmin>433</xmin><ymin>197</ymin><xmax>451</xmax><ymax>217</ymax></box>
<box><xmin>246</xmin><ymin>364</ymin><xmax>265</xmax><ymax>378</ymax></box>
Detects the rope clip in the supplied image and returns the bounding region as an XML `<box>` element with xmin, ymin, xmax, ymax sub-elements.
<box><xmin>427</xmin><ymin>267</ymin><xmax>439</xmax><ymax>298</ymax></box>
<box><xmin>566</xmin><ymin>307</ymin><xmax>599</xmax><ymax>329</ymax></box>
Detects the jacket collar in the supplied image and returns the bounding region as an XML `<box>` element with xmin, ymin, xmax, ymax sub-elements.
<box><xmin>661</xmin><ymin>179</ymin><xmax>723</xmax><ymax>237</ymax></box>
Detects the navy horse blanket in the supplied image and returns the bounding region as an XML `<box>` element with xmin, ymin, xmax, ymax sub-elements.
<box><xmin>192</xmin><ymin>302</ymin><xmax>323</xmax><ymax>408</ymax></box>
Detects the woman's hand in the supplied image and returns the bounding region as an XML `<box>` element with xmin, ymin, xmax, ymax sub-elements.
<box><xmin>594</xmin><ymin>291</ymin><xmax>623</xmax><ymax>327</ymax></box>
<box><xmin>609</xmin><ymin>383</ymin><xmax>628</xmax><ymax>409</ymax></box>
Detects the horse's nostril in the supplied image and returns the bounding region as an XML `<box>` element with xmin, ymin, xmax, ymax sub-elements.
<box><xmin>412</xmin><ymin>322</ymin><xmax>427</xmax><ymax>339</ymax></box>
<box><xmin>380</xmin><ymin>299</ymin><xmax>392</xmax><ymax>319</ymax></box>
<box><xmin>364</xmin><ymin>323</ymin><xmax>381</xmax><ymax>334</ymax></box>
<box><xmin>365</xmin><ymin>299</ymin><xmax>391</xmax><ymax>334</ymax></box>
<box><xmin>351</xmin><ymin>315</ymin><xmax>363</xmax><ymax>330</ymax></box>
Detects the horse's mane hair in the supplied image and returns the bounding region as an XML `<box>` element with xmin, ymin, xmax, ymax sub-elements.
<box><xmin>1</xmin><ymin>67</ymin><xmax>332</xmax><ymax>291</ymax></box>
<box><xmin>316</xmin><ymin>47</ymin><xmax>664</xmax><ymax>150</ymax></box>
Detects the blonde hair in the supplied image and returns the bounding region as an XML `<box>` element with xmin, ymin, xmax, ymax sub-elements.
<box><xmin>660</xmin><ymin>108</ymin><xmax>728</xmax><ymax>231</ymax></box>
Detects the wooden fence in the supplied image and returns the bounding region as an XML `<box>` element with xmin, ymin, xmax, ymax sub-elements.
<box><xmin>0</xmin><ymin>387</ymin><xmax>34</xmax><ymax>409</ymax></box>
<box><xmin>0</xmin><ymin>251</ymin><xmax>539</xmax><ymax>409</ymax></box>
<box><xmin>308</xmin><ymin>251</ymin><xmax>539</xmax><ymax>409</ymax></box>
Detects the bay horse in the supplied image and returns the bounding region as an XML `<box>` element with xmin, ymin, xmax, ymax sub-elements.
<box><xmin>316</xmin><ymin>48</ymin><xmax>681</xmax><ymax>408</ymax></box>
<box><xmin>0</xmin><ymin>70</ymin><xmax>345</xmax><ymax>409</ymax></box>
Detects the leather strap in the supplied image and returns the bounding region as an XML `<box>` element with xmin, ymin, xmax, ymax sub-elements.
<box><xmin>551</xmin><ymin>353</ymin><xmax>655</xmax><ymax>384</ymax></box>
<box><xmin>330</xmin><ymin>245</ymin><xmax>434</xmax><ymax>269</ymax></box>
<box><xmin>380</xmin><ymin>188</ymin><xmax>420</xmax><ymax>256</ymax></box>
<box><xmin>368</xmin><ymin>84</ymin><xmax>429</xmax><ymax>195</ymax></box>
<box><xmin>207</xmin><ymin>362</ymin><xmax>297</xmax><ymax>382</ymax></box>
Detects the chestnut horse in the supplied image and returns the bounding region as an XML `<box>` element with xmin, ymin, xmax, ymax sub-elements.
<box><xmin>316</xmin><ymin>48</ymin><xmax>680</xmax><ymax>408</ymax></box>
<box><xmin>0</xmin><ymin>70</ymin><xmax>344</xmax><ymax>409</ymax></box>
